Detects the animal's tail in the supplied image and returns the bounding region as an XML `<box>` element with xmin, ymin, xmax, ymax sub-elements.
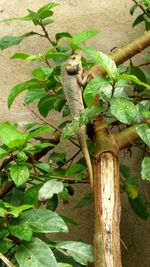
<box><xmin>77</xmin><ymin>126</ymin><xmax>93</xmax><ymax>189</ymax></box>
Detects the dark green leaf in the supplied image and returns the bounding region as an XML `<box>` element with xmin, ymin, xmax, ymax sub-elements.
<box><xmin>128</xmin><ymin>194</ymin><xmax>150</xmax><ymax>220</ymax></box>
<box><xmin>55</xmin><ymin>32</ymin><xmax>72</xmax><ymax>42</ymax></box>
<box><xmin>32</xmin><ymin>66</ymin><xmax>53</xmax><ymax>80</ymax></box>
<box><xmin>56</xmin><ymin>241</ymin><xmax>94</xmax><ymax>265</ymax></box>
<box><xmin>15</xmin><ymin>209</ymin><xmax>68</xmax><ymax>233</ymax></box>
<box><xmin>0</xmin><ymin>228</ymin><xmax>9</xmax><ymax>238</ymax></box>
<box><xmin>9</xmin><ymin>225</ymin><xmax>32</xmax><ymax>241</ymax></box>
<box><xmin>38</xmin><ymin>180</ymin><xmax>64</xmax><ymax>201</ymax></box>
<box><xmin>24</xmin><ymin>88</ymin><xmax>48</xmax><ymax>104</ymax></box>
<box><xmin>0</xmin><ymin>32</ymin><xmax>36</xmax><ymax>50</ymax></box>
<box><xmin>23</xmin><ymin>185</ymin><xmax>41</xmax><ymax>206</ymax></box>
<box><xmin>15</xmin><ymin>237</ymin><xmax>57</xmax><ymax>267</ymax></box>
<box><xmin>127</xmin><ymin>65</ymin><xmax>148</xmax><ymax>90</ymax></box>
<box><xmin>46</xmin><ymin>194</ymin><xmax>58</xmax><ymax>211</ymax></box>
<box><xmin>60</xmin><ymin>215</ymin><xmax>78</xmax><ymax>226</ymax></box>
<box><xmin>50</xmin><ymin>152</ymin><xmax>66</xmax><ymax>165</ymax></box>
<box><xmin>133</xmin><ymin>14</ymin><xmax>144</xmax><ymax>27</ymax></box>
<box><xmin>130</xmin><ymin>4</ymin><xmax>138</xmax><ymax>15</ymax></box>
<box><xmin>0</xmin><ymin>239</ymin><xmax>13</xmax><ymax>254</ymax></box>
<box><xmin>38</xmin><ymin>95</ymin><xmax>56</xmax><ymax>117</ymax></box>
<box><xmin>54</xmin><ymin>99</ymin><xmax>66</xmax><ymax>112</ymax></box>
<box><xmin>10</xmin><ymin>165</ymin><xmax>30</xmax><ymax>187</ymax></box>
<box><xmin>75</xmin><ymin>193</ymin><xmax>93</xmax><ymax>208</ymax></box>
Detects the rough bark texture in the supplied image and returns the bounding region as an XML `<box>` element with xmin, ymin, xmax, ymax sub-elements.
<box><xmin>94</xmin><ymin>153</ymin><xmax>121</xmax><ymax>267</ymax></box>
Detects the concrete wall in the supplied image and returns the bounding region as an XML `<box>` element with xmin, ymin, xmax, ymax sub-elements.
<box><xmin>0</xmin><ymin>1</ymin><xmax>150</xmax><ymax>266</ymax></box>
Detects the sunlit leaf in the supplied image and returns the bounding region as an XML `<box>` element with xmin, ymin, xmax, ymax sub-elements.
<box><xmin>38</xmin><ymin>179</ymin><xmax>64</xmax><ymax>201</ymax></box>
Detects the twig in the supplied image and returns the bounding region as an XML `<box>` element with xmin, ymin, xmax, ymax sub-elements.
<box><xmin>0</xmin><ymin>253</ymin><xmax>15</xmax><ymax>267</ymax></box>
<box><xmin>39</xmin><ymin>21</ymin><xmax>56</xmax><ymax>46</ymax></box>
<box><xmin>136</xmin><ymin>61</ymin><xmax>150</xmax><ymax>68</ymax></box>
<box><xmin>132</xmin><ymin>0</ymin><xmax>149</xmax><ymax>15</ymax></box>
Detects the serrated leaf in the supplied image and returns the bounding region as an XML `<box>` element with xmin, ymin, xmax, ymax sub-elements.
<box><xmin>110</xmin><ymin>97</ymin><xmax>137</xmax><ymax>124</ymax></box>
<box><xmin>0</xmin><ymin>32</ymin><xmax>36</xmax><ymax>50</ymax></box>
<box><xmin>15</xmin><ymin>237</ymin><xmax>57</xmax><ymax>267</ymax></box>
<box><xmin>38</xmin><ymin>180</ymin><xmax>64</xmax><ymax>201</ymax></box>
<box><xmin>56</xmin><ymin>241</ymin><xmax>94</xmax><ymax>265</ymax></box>
<box><xmin>8</xmin><ymin>79</ymin><xmax>43</xmax><ymax>108</ymax></box>
<box><xmin>10</xmin><ymin>165</ymin><xmax>30</xmax><ymax>187</ymax></box>
<box><xmin>136</xmin><ymin>124</ymin><xmax>150</xmax><ymax>148</ymax></box>
<box><xmin>141</xmin><ymin>157</ymin><xmax>150</xmax><ymax>180</ymax></box>
<box><xmin>15</xmin><ymin>209</ymin><xmax>68</xmax><ymax>233</ymax></box>
<box><xmin>9</xmin><ymin>225</ymin><xmax>32</xmax><ymax>241</ymax></box>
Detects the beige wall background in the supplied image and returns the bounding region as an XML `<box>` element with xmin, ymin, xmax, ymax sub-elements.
<box><xmin>0</xmin><ymin>1</ymin><xmax>150</xmax><ymax>266</ymax></box>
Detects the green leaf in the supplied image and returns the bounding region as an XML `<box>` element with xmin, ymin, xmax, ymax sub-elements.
<box><xmin>95</xmin><ymin>51</ymin><xmax>118</xmax><ymax>79</ymax></box>
<box><xmin>27</xmin><ymin>125</ymin><xmax>54</xmax><ymax>139</ymax></box>
<box><xmin>55</xmin><ymin>32</ymin><xmax>72</xmax><ymax>42</ymax></box>
<box><xmin>16</xmin><ymin>209</ymin><xmax>68</xmax><ymax>233</ymax></box>
<box><xmin>0</xmin><ymin>15</ymin><xmax>31</xmax><ymax>23</ymax></box>
<box><xmin>57</xmin><ymin>264</ymin><xmax>72</xmax><ymax>267</ymax></box>
<box><xmin>56</xmin><ymin>241</ymin><xmax>94</xmax><ymax>265</ymax></box>
<box><xmin>71</xmin><ymin>29</ymin><xmax>99</xmax><ymax>48</ymax></box>
<box><xmin>9</xmin><ymin>225</ymin><xmax>32</xmax><ymax>241</ymax></box>
<box><xmin>50</xmin><ymin>152</ymin><xmax>66</xmax><ymax>165</ymax></box>
<box><xmin>110</xmin><ymin>97</ymin><xmax>137</xmax><ymax>124</ymax></box>
<box><xmin>83</xmin><ymin>77</ymin><xmax>109</xmax><ymax>107</ymax></box>
<box><xmin>120</xmin><ymin>74</ymin><xmax>150</xmax><ymax>89</ymax></box>
<box><xmin>0</xmin><ymin>207</ymin><xmax>6</xmax><ymax>217</ymax></box>
<box><xmin>127</xmin><ymin>64</ymin><xmax>147</xmax><ymax>90</ymax></box>
<box><xmin>4</xmin><ymin>202</ymin><xmax>32</xmax><ymax>217</ymax></box>
<box><xmin>11</xmin><ymin>52</ymin><xmax>30</xmax><ymax>60</ymax></box>
<box><xmin>125</xmin><ymin>182</ymin><xmax>138</xmax><ymax>199</ymax></box>
<box><xmin>133</xmin><ymin>14</ymin><xmax>144</xmax><ymax>27</ymax></box>
<box><xmin>37</xmin><ymin>3</ymin><xmax>59</xmax><ymax>20</ymax></box>
<box><xmin>35</xmin><ymin>162</ymin><xmax>51</xmax><ymax>173</ymax></box>
<box><xmin>32</xmin><ymin>66</ymin><xmax>53</xmax><ymax>80</ymax></box>
<box><xmin>24</xmin><ymin>88</ymin><xmax>48</xmax><ymax>104</ymax></box>
<box><xmin>0</xmin><ymin>239</ymin><xmax>13</xmax><ymax>254</ymax></box>
<box><xmin>23</xmin><ymin>185</ymin><xmax>41</xmax><ymax>206</ymax></box>
<box><xmin>61</xmin><ymin>106</ymin><xmax>103</xmax><ymax>141</ymax></box>
<box><xmin>8</xmin><ymin>79</ymin><xmax>43</xmax><ymax>108</ymax></box>
<box><xmin>60</xmin><ymin>215</ymin><xmax>78</xmax><ymax>226</ymax></box>
<box><xmin>15</xmin><ymin>237</ymin><xmax>57</xmax><ymax>267</ymax></box>
<box><xmin>65</xmin><ymin>164</ymin><xmax>85</xmax><ymax>176</ymax></box>
<box><xmin>0</xmin><ymin>145</ymin><xmax>9</xmax><ymax>158</ymax></box>
<box><xmin>136</xmin><ymin>124</ymin><xmax>150</xmax><ymax>148</ymax></box>
<box><xmin>54</xmin><ymin>99</ymin><xmax>66</xmax><ymax>112</ymax></box>
<box><xmin>38</xmin><ymin>95</ymin><xmax>56</xmax><ymax>117</ymax></box>
<box><xmin>10</xmin><ymin>165</ymin><xmax>30</xmax><ymax>187</ymax></box>
<box><xmin>45</xmin><ymin>51</ymin><xmax>68</xmax><ymax>61</ymax></box>
<box><xmin>0</xmin><ymin>228</ymin><xmax>9</xmax><ymax>238</ymax></box>
<box><xmin>130</xmin><ymin>4</ymin><xmax>138</xmax><ymax>15</ymax></box>
<box><xmin>128</xmin><ymin>194</ymin><xmax>150</xmax><ymax>220</ymax></box>
<box><xmin>0</xmin><ymin>32</ymin><xmax>36</xmax><ymax>50</ymax></box>
<box><xmin>0</xmin><ymin>122</ymin><xmax>28</xmax><ymax>148</ymax></box>
<box><xmin>42</xmin><ymin>18</ymin><xmax>54</xmax><ymax>26</ymax></box>
<box><xmin>46</xmin><ymin>194</ymin><xmax>58</xmax><ymax>211</ymax></box>
<box><xmin>141</xmin><ymin>157</ymin><xmax>150</xmax><ymax>180</ymax></box>
<box><xmin>38</xmin><ymin>180</ymin><xmax>64</xmax><ymax>201</ymax></box>
<box><xmin>75</xmin><ymin>193</ymin><xmax>93</xmax><ymax>208</ymax></box>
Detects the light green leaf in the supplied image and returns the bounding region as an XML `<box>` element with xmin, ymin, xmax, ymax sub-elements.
<box><xmin>72</xmin><ymin>29</ymin><xmax>99</xmax><ymax>45</ymax></box>
<box><xmin>120</xmin><ymin>74</ymin><xmax>150</xmax><ymax>89</ymax></box>
<box><xmin>27</xmin><ymin>125</ymin><xmax>54</xmax><ymax>139</ymax></box>
<box><xmin>16</xmin><ymin>209</ymin><xmax>68</xmax><ymax>233</ymax></box>
<box><xmin>8</xmin><ymin>79</ymin><xmax>43</xmax><ymax>108</ymax></box>
<box><xmin>4</xmin><ymin>202</ymin><xmax>32</xmax><ymax>217</ymax></box>
<box><xmin>11</xmin><ymin>52</ymin><xmax>30</xmax><ymax>60</ymax></box>
<box><xmin>110</xmin><ymin>97</ymin><xmax>137</xmax><ymax>124</ymax></box>
<box><xmin>83</xmin><ymin>77</ymin><xmax>109</xmax><ymax>107</ymax></box>
<box><xmin>95</xmin><ymin>51</ymin><xmax>118</xmax><ymax>79</ymax></box>
<box><xmin>136</xmin><ymin>124</ymin><xmax>150</xmax><ymax>147</ymax></box>
<box><xmin>10</xmin><ymin>165</ymin><xmax>30</xmax><ymax>187</ymax></box>
<box><xmin>141</xmin><ymin>157</ymin><xmax>150</xmax><ymax>180</ymax></box>
<box><xmin>0</xmin><ymin>207</ymin><xmax>6</xmax><ymax>217</ymax></box>
<box><xmin>57</xmin><ymin>264</ymin><xmax>72</xmax><ymax>267</ymax></box>
<box><xmin>32</xmin><ymin>66</ymin><xmax>53</xmax><ymax>80</ymax></box>
<box><xmin>56</xmin><ymin>241</ymin><xmax>94</xmax><ymax>265</ymax></box>
<box><xmin>0</xmin><ymin>15</ymin><xmax>31</xmax><ymax>23</ymax></box>
<box><xmin>0</xmin><ymin>32</ymin><xmax>36</xmax><ymax>50</ymax></box>
<box><xmin>9</xmin><ymin>225</ymin><xmax>32</xmax><ymax>241</ymax></box>
<box><xmin>15</xmin><ymin>237</ymin><xmax>57</xmax><ymax>267</ymax></box>
<box><xmin>0</xmin><ymin>122</ymin><xmax>28</xmax><ymax>148</ymax></box>
<box><xmin>35</xmin><ymin>162</ymin><xmax>51</xmax><ymax>173</ymax></box>
<box><xmin>38</xmin><ymin>179</ymin><xmax>64</xmax><ymax>201</ymax></box>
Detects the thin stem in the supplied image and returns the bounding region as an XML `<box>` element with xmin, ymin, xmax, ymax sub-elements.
<box><xmin>132</xmin><ymin>0</ymin><xmax>149</xmax><ymax>15</ymax></box>
<box><xmin>0</xmin><ymin>253</ymin><xmax>15</xmax><ymax>267</ymax></box>
<box><xmin>39</xmin><ymin>21</ymin><xmax>56</xmax><ymax>46</ymax></box>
